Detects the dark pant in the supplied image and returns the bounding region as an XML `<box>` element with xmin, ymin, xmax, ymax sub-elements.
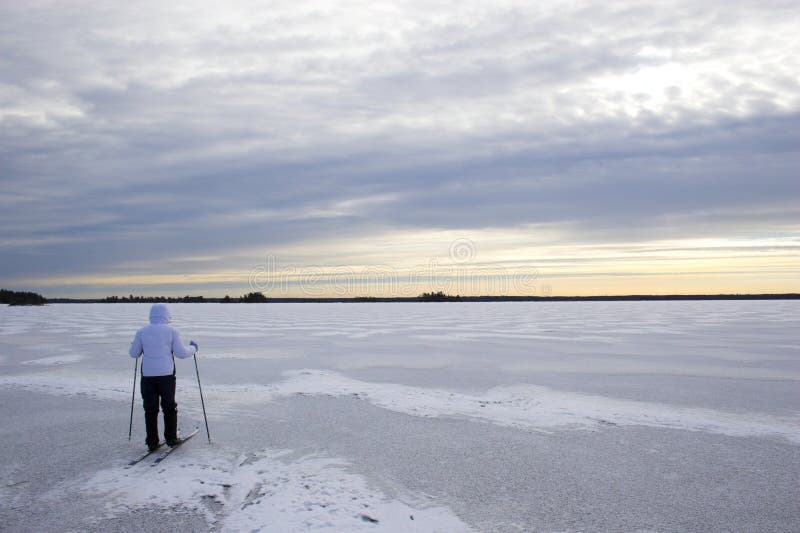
<box><xmin>141</xmin><ymin>375</ymin><xmax>178</xmax><ymax>446</ymax></box>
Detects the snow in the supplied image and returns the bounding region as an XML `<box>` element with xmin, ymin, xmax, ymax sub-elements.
<box><xmin>83</xmin><ymin>448</ymin><xmax>473</xmax><ymax>532</ymax></box>
<box><xmin>1</xmin><ymin>301</ymin><xmax>799</xmax><ymax>532</ymax></box>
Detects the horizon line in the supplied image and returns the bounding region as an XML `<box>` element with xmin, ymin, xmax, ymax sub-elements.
<box><xmin>43</xmin><ymin>293</ymin><xmax>800</xmax><ymax>303</ymax></box>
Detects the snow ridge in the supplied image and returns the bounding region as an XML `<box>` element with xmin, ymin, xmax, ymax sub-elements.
<box><xmin>2</xmin><ymin>369</ymin><xmax>798</xmax><ymax>444</ymax></box>
<box><xmin>267</xmin><ymin>370</ymin><xmax>800</xmax><ymax>443</ymax></box>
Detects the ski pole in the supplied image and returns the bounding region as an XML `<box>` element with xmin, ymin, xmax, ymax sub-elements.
<box><xmin>128</xmin><ymin>357</ymin><xmax>138</xmax><ymax>441</ymax></box>
<box><xmin>193</xmin><ymin>352</ymin><xmax>211</xmax><ymax>443</ymax></box>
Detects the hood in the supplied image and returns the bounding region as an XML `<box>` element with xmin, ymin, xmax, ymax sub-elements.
<box><xmin>148</xmin><ymin>303</ymin><xmax>171</xmax><ymax>324</ymax></box>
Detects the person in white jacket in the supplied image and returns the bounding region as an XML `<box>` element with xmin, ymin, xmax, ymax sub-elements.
<box><xmin>129</xmin><ymin>303</ymin><xmax>198</xmax><ymax>451</ymax></box>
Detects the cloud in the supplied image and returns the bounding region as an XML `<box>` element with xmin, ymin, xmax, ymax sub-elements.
<box><xmin>0</xmin><ymin>0</ymin><xmax>798</xmax><ymax>294</ymax></box>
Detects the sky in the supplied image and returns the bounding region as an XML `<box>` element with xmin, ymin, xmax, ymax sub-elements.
<box><xmin>1</xmin><ymin>0</ymin><xmax>798</xmax><ymax>298</ymax></box>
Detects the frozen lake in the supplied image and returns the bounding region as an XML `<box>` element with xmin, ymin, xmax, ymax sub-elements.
<box><xmin>1</xmin><ymin>301</ymin><xmax>798</xmax><ymax>531</ymax></box>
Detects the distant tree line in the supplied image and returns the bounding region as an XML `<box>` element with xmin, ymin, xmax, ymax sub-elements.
<box><xmin>94</xmin><ymin>292</ymin><xmax>271</xmax><ymax>303</ymax></box>
<box><xmin>0</xmin><ymin>289</ymin><xmax>47</xmax><ymax>306</ymax></box>
<box><xmin>238</xmin><ymin>292</ymin><xmax>269</xmax><ymax>302</ymax></box>
<box><xmin>417</xmin><ymin>291</ymin><xmax>461</xmax><ymax>301</ymax></box>
<box><xmin>103</xmin><ymin>294</ymin><xmax>207</xmax><ymax>303</ymax></box>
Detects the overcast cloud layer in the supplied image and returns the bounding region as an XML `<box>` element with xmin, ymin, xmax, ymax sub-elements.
<box><xmin>1</xmin><ymin>0</ymin><xmax>798</xmax><ymax>296</ymax></box>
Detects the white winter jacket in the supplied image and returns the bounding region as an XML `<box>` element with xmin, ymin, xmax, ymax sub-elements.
<box><xmin>129</xmin><ymin>303</ymin><xmax>197</xmax><ymax>376</ymax></box>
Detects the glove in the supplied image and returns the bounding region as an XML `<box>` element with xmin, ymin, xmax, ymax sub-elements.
<box><xmin>189</xmin><ymin>340</ymin><xmax>199</xmax><ymax>351</ymax></box>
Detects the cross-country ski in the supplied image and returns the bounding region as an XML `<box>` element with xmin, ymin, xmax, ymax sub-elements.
<box><xmin>151</xmin><ymin>427</ymin><xmax>200</xmax><ymax>466</ymax></box>
<box><xmin>125</xmin><ymin>441</ymin><xmax>165</xmax><ymax>468</ymax></box>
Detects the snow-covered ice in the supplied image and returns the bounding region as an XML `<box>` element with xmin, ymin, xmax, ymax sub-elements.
<box><xmin>82</xmin><ymin>448</ymin><xmax>473</xmax><ymax>532</ymax></box>
<box><xmin>20</xmin><ymin>354</ymin><xmax>85</xmax><ymax>366</ymax></box>
<box><xmin>1</xmin><ymin>301</ymin><xmax>798</xmax><ymax>532</ymax></box>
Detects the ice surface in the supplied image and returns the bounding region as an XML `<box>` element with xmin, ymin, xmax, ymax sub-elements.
<box><xmin>1</xmin><ymin>301</ymin><xmax>798</xmax><ymax>532</ymax></box>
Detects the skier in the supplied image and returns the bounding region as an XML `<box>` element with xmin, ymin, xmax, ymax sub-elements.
<box><xmin>129</xmin><ymin>303</ymin><xmax>198</xmax><ymax>451</ymax></box>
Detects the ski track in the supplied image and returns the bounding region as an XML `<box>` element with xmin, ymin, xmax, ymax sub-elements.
<box><xmin>2</xmin><ymin>369</ymin><xmax>798</xmax><ymax>444</ymax></box>
<box><xmin>76</xmin><ymin>447</ymin><xmax>473</xmax><ymax>532</ymax></box>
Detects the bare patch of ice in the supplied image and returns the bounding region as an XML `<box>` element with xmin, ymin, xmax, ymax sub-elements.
<box><xmin>334</xmin><ymin>353</ymin><xmax>459</xmax><ymax>371</ymax></box>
